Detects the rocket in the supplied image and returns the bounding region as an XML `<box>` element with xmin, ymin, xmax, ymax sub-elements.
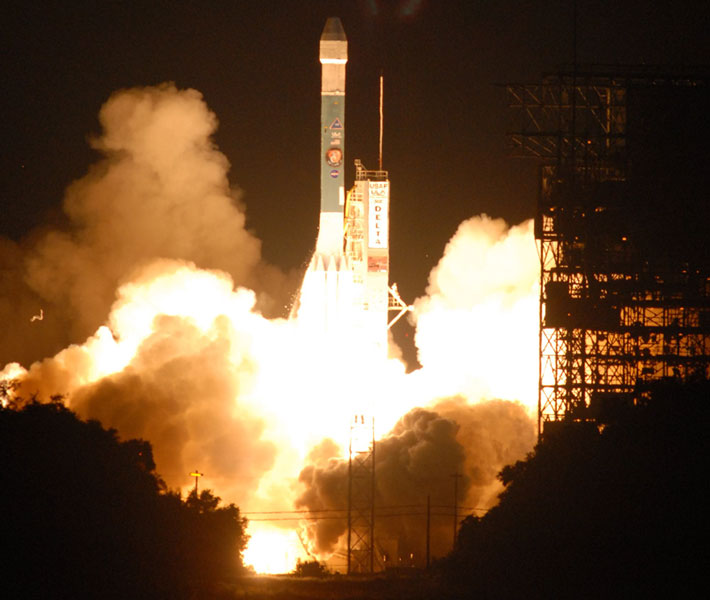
<box><xmin>298</xmin><ymin>17</ymin><xmax>398</xmax><ymax>355</ymax></box>
<box><xmin>296</xmin><ymin>17</ymin><xmax>351</xmax><ymax>336</ymax></box>
<box><xmin>317</xmin><ymin>17</ymin><xmax>347</xmax><ymax>256</ymax></box>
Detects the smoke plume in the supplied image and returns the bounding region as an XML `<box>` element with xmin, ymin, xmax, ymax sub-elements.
<box><xmin>1</xmin><ymin>84</ymin><xmax>298</xmax><ymax>500</ymax></box>
<box><xmin>296</xmin><ymin>399</ymin><xmax>534</xmax><ymax>563</ymax></box>
<box><xmin>2</xmin><ymin>83</ymin><xmax>288</xmax><ymax>367</ymax></box>
<box><xmin>413</xmin><ymin>215</ymin><xmax>539</xmax><ymax>410</ymax></box>
<box><xmin>2</xmin><ymin>83</ymin><xmax>540</xmax><ymax>572</ymax></box>
<box><xmin>7</xmin><ymin>259</ymin><xmax>280</xmax><ymax>502</ymax></box>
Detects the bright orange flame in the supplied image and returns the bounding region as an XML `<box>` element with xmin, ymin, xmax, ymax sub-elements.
<box><xmin>1</xmin><ymin>216</ymin><xmax>539</xmax><ymax>573</ymax></box>
<box><xmin>243</xmin><ymin>523</ymin><xmax>307</xmax><ymax>574</ymax></box>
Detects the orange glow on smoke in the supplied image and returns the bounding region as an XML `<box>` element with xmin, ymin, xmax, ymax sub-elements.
<box><xmin>1</xmin><ymin>217</ymin><xmax>538</xmax><ymax>573</ymax></box>
<box><xmin>0</xmin><ymin>83</ymin><xmax>540</xmax><ymax>573</ymax></box>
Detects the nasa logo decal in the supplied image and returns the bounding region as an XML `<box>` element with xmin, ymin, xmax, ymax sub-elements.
<box><xmin>329</xmin><ymin>169</ymin><xmax>340</xmax><ymax>178</ymax></box>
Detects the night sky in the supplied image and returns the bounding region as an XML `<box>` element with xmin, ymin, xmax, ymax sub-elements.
<box><xmin>3</xmin><ymin>0</ymin><xmax>709</xmax><ymax>311</ymax></box>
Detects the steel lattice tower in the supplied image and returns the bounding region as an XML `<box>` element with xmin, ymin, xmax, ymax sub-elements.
<box><xmin>347</xmin><ymin>415</ymin><xmax>375</xmax><ymax>574</ymax></box>
<box><xmin>507</xmin><ymin>67</ymin><xmax>710</xmax><ymax>434</ymax></box>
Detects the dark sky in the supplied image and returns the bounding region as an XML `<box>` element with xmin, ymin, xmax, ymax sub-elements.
<box><xmin>3</xmin><ymin>0</ymin><xmax>709</xmax><ymax>307</ymax></box>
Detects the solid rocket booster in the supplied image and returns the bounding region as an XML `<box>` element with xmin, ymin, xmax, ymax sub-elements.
<box><xmin>317</xmin><ymin>17</ymin><xmax>347</xmax><ymax>255</ymax></box>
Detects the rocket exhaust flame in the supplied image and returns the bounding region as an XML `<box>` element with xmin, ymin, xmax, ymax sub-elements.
<box><xmin>2</xmin><ymin>215</ymin><xmax>538</xmax><ymax>572</ymax></box>
<box><xmin>0</xmin><ymin>21</ymin><xmax>539</xmax><ymax>574</ymax></box>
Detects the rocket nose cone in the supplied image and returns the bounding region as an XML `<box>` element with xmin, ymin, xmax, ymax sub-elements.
<box><xmin>321</xmin><ymin>17</ymin><xmax>346</xmax><ymax>41</ymax></box>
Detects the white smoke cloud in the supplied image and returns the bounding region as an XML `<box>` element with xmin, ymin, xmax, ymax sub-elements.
<box><xmin>1</xmin><ymin>83</ymin><xmax>296</xmax><ymax>502</ymax></box>
<box><xmin>1</xmin><ymin>84</ymin><xmax>540</xmax><ymax>572</ymax></box>
<box><xmin>17</xmin><ymin>83</ymin><xmax>286</xmax><ymax>352</ymax></box>
<box><xmin>70</xmin><ymin>313</ymin><xmax>275</xmax><ymax>503</ymax></box>
<box><xmin>8</xmin><ymin>260</ymin><xmax>279</xmax><ymax>502</ymax></box>
<box><xmin>413</xmin><ymin>215</ymin><xmax>539</xmax><ymax>410</ymax></box>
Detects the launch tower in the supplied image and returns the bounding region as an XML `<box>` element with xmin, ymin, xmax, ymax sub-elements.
<box><xmin>507</xmin><ymin>66</ymin><xmax>710</xmax><ymax>434</ymax></box>
<box><xmin>344</xmin><ymin>160</ymin><xmax>391</xmax><ymax>355</ymax></box>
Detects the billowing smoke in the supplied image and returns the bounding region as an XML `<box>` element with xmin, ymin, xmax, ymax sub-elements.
<box><xmin>2</xmin><ymin>83</ymin><xmax>540</xmax><ymax>572</ymax></box>
<box><xmin>1</xmin><ymin>83</ymin><xmax>295</xmax><ymax>501</ymax></box>
<box><xmin>413</xmin><ymin>215</ymin><xmax>539</xmax><ymax>410</ymax></box>
<box><xmin>68</xmin><ymin>302</ymin><xmax>277</xmax><ymax>502</ymax></box>
<box><xmin>1</xmin><ymin>83</ymin><xmax>289</xmax><ymax>367</ymax></box>
<box><xmin>296</xmin><ymin>212</ymin><xmax>540</xmax><ymax>561</ymax></box>
<box><xmin>7</xmin><ymin>259</ymin><xmax>283</xmax><ymax>502</ymax></box>
<box><xmin>296</xmin><ymin>399</ymin><xmax>534</xmax><ymax>563</ymax></box>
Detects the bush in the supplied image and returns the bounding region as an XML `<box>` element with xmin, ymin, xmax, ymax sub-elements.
<box><xmin>293</xmin><ymin>558</ymin><xmax>330</xmax><ymax>578</ymax></box>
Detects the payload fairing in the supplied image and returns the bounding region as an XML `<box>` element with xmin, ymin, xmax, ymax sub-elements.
<box><xmin>298</xmin><ymin>17</ymin><xmax>394</xmax><ymax>357</ymax></box>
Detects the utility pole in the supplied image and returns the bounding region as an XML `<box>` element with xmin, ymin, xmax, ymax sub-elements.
<box><xmin>190</xmin><ymin>470</ymin><xmax>203</xmax><ymax>495</ymax></box>
<box><xmin>370</xmin><ymin>419</ymin><xmax>376</xmax><ymax>574</ymax></box>
<box><xmin>347</xmin><ymin>437</ymin><xmax>352</xmax><ymax>574</ymax></box>
<box><xmin>451</xmin><ymin>472</ymin><xmax>462</xmax><ymax>551</ymax></box>
<box><xmin>426</xmin><ymin>494</ymin><xmax>431</xmax><ymax>569</ymax></box>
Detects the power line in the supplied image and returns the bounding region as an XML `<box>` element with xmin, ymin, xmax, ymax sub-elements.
<box><xmin>243</xmin><ymin>504</ymin><xmax>489</xmax><ymax>523</ymax></box>
<box><xmin>242</xmin><ymin>508</ymin><xmax>347</xmax><ymax>515</ymax></box>
<box><xmin>243</xmin><ymin>503</ymin><xmax>488</xmax><ymax>516</ymax></box>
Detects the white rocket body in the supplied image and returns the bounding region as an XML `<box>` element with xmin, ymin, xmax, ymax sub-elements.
<box><xmin>298</xmin><ymin>18</ymin><xmax>391</xmax><ymax>360</ymax></box>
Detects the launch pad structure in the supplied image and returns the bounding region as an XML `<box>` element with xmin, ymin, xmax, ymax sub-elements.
<box><xmin>507</xmin><ymin>66</ymin><xmax>710</xmax><ymax>434</ymax></box>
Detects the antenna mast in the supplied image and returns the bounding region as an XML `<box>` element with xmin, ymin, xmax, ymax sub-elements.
<box><xmin>378</xmin><ymin>72</ymin><xmax>384</xmax><ymax>170</ymax></box>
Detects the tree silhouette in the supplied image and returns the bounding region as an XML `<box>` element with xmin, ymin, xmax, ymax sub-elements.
<box><xmin>445</xmin><ymin>380</ymin><xmax>709</xmax><ymax>598</ymax></box>
<box><xmin>181</xmin><ymin>488</ymin><xmax>249</xmax><ymax>586</ymax></box>
<box><xmin>0</xmin><ymin>399</ymin><xmax>249</xmax><ymax>599</ymax></box>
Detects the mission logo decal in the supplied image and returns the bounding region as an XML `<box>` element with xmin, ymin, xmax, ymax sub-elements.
<box><xmin>326</xmin><ymin>147</ymin><xmax>343</xmax><ymax>167</ymax></box>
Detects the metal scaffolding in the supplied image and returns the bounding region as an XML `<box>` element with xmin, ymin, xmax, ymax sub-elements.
<box><xmin>347</xmin><ymin>414</ymin><xmax>376</xmax><ymax>574</ymax></box>
<box><xmin>507</xmin><ymin>67</ymin><xmax>710</xmax><ymax>434</ymax></box>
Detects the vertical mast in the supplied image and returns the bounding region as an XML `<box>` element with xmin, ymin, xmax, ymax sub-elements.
<box><xmin>378</xmin><ymin>73</ymin><xmax>384</xmax><ymax>170</ymax></box>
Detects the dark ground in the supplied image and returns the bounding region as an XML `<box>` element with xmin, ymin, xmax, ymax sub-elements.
<box><xmin>219</xmin><ymin>573</ymin><xmax>448</xmax><ymax>600</ymax></box>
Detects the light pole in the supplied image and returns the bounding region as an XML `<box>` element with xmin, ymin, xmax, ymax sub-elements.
<box><xmin>451</xmin><ymin>472</ymin><xmax>462</xmax><ymax>550</ymax></box>
<box><xmin>190</xmin><ymin>470</ymin><xmax>203</xmax><ymax>495</ymax></box>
